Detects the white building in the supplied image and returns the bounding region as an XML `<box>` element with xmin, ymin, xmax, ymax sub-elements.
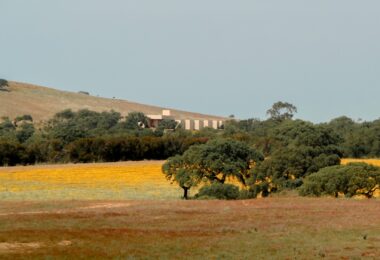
<box><xmin>147</xmin><ymin>110</ymin><xmax>225</xmax><ymax>131</ymax></box>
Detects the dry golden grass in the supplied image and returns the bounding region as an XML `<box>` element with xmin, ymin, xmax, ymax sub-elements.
<box><xmin>0</xmin><ymin>81</ymin><xmax>226</xmax><ymax>122</ymax></box>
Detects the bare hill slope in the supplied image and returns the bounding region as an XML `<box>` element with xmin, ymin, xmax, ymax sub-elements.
<box><xmin>0</xmin><ymin>81</ymin><xmax>226</xmax><ymax>122</ymax></box>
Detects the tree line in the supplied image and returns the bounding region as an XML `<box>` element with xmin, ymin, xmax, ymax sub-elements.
<box><xmin>0</xmin><ymin>109</ymin><xmax>207</xmax><ymax>166</ymax></box>
<box><xmin>1</xmin><ymin>102</ymin><xmax>380</xmax><ymax>166</ymax></box>
<box><xmin>1</xmin><ymin>102</ymin><xmax>379</xmax><ymax>199</ymax></box>
<box><xmin>163</xmin><ymin>102</ymin><xmax>380</xmax><ymax>199</ymax></box>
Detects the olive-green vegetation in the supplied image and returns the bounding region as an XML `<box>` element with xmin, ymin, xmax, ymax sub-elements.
<box><xmin>325</xmin><ymin>116</ymin><xmax>380</xmax><ymax>158</ymax></box>
<box><xmin>248</xmin><ymin>120</ymin><xmax>342</xmax><ymax>197</ymax></box>
<box><xmin>300</xmin><ymin>163</ymin><xmax>380</xmax><ymax>198</ymax></box>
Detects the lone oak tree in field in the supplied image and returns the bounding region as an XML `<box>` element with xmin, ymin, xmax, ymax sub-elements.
<box><xmin>162</xmin><ymin>139</ymin><xmax>264</xmax><ymax>199</ymax></box>
<box><xmin>162</xmin><ymin>155</ymin><xmax>200</xmax><ymax>199</ymax></box>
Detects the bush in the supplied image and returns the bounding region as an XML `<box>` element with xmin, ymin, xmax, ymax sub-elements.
<box><xmin>299</xmin><ymin>163</ymin><xmax>380</xmax><ymax>198</ymax></box>
<box><xmin>0</xmin><ymin>79</ymin><xmax>8</xmax><ymax>89</ymax></box>
<box><xmin>195</xmin><ymin>183</ymin><xmax>240</xmax><ymax>200</ymax></box>
<box><xmin>15</xmin><ymin>114</ymin><xmax>33</xmax><ymax>122</ymax></box>
<box><xmin>237</xmin><ymin>189</ymin><xmax>254</xmax><ymax>199</ymax></box>
<box><xmin>0</xmin><ymin>141</ymin><xmax>28</xmax><ymax>166</ymax></box>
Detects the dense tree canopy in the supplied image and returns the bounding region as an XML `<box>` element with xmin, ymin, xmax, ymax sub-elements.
<box><xmin>46</xmin><ymin>109</ymin><xmax>121</xmax><ymax>143</ymax></box>
<box><xmin>249</xmin><ymin>120</ymin><xmax>342</xmax><ymax>197</ymax></box>
<box><xmin>299</xmin><ymin>163</ymin><xmax>380</xmax><ymax>198</ymax></box>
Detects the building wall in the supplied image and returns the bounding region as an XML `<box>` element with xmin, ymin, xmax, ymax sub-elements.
<box><xmin>147</xmin><ymin>110</ymin><xmax>225</xmax><ymax>131</ymax></box>
<box><xmin>194</xmin><ymin>120</ymin><xmax>200</xmax><ymax>130</ymax></box>
<box><xmin>212</xmin><ymin>120</ymin><xmax>218</xmax><ymax>129</ymax></box>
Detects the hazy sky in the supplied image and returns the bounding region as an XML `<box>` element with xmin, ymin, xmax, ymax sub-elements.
<box><xmin>1</xmin><ymin>1</ymin><xmax>380</xmax><ymax>122</ymax></box>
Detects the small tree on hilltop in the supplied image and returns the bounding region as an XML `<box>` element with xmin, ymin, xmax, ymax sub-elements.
<box><xmin>0</xmin><ymin>79</ymin><xmax>9</xmax><ymax>91</ymax></box>
<box><xmin>267</xmin><ymin>101</ymin><xmax>297</xmax><ymax>121</ymax></box>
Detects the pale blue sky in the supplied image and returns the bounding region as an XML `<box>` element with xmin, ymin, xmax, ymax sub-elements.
<box><xmin>1</xmin><ymin>1</ymin><xmax>380</xmax><ymax>122</ymax></box>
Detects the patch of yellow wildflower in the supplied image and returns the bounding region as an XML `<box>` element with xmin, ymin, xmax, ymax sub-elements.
<box><xmin>341</xmin><ymin>158</ymin><xmax>380</xmax><ymax>198</ymax></box>
<box><xmin>341</xmin><ymin>158</ymin><xmax>380</xmax><ymax>167</ymax></box>
<box><xmin>0</xmin><ymin>161</ymin><xmax>250</xmax><ymax>201</ymax></box>
<box><xmin>0</xmin><ymin>161</ymin><xmax>182</xmax><ymax>200</ymax></box>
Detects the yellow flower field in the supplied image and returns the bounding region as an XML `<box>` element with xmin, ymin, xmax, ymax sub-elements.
<box><xmin>0</xmin><ymin>161</ymin><xmax>183</xmax><ymax>200</ymax></box>
<box><xmin>341</xmin><ymin>158</ymin><xmax>380</xmax><ymax>167</ymax></box>
<box><xmin>1</xmin><ymin>158</ymin><xmax>379</xmax><ymax>201</ymax></box>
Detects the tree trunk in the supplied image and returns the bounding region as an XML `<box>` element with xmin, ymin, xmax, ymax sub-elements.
<box><xmin>183</xmin><ymin>187</ymin><xmax>189</xmax><ymax>200</ymax></box>
<box><xmin>221</xmin><ymin>174</ymin><xmax>226</xmax><ymax>184</ymax></box>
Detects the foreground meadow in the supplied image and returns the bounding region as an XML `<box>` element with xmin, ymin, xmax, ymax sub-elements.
<box><xmin>0</xmin><ymin>159</ymin><xmax>379</xmax><ymax>258</ymax></box>
<box><xmin>0</xmin><ymin>197</ymin><xmax>379</xmax><ymax>259</ymax></box>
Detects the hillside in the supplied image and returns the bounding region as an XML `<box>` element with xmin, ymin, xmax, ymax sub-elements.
<box><xmin>0</xmin><ymin>81</ymin><xmax>227</xmax><ymax>122</ymax></box>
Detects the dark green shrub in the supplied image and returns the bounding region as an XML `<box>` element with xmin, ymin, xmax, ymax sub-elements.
<box><xmin>0</xmin><ymin>141</ymin><xmax>28</xmax><ymax>166</ymax></box>
<box><xmin>15</xmin><ymin>114</ymin><xmax>33</xmax><ymax>122</ymax></box>
<box><xmin>157</xmin><ymin>119</ymin><xmax>178</xmax><ymax>130</ymax></box>
<box><xmin>0</xmin><ymin>79</ymin><xmax>8</xmax><ymax>90</ymax></box>
<box><xmin>196</xmin><ymin>183</ymin><xmax>240</xmax><ymax>200</ymax></box>
<box><xmin>237</xmin><ymin>189</ymin><xmax>255</xmax><ymax>199</ymax></box>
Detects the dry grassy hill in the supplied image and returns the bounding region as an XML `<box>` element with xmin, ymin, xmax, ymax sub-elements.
<box><xmin>0</xmin><ymin>81</ymin><xmax>227</xmax><ymax>122</ymax></box>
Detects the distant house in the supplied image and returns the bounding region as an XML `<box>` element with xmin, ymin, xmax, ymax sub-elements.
<box><xmin>147</xmin><ymin>110</ymin><xmax>224</xmax><ymax>130</ymax></box>
<box><xmin>147</xmin><ymin>110</ymin><xmax>178</xmax><ymax>128</ymax></box>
